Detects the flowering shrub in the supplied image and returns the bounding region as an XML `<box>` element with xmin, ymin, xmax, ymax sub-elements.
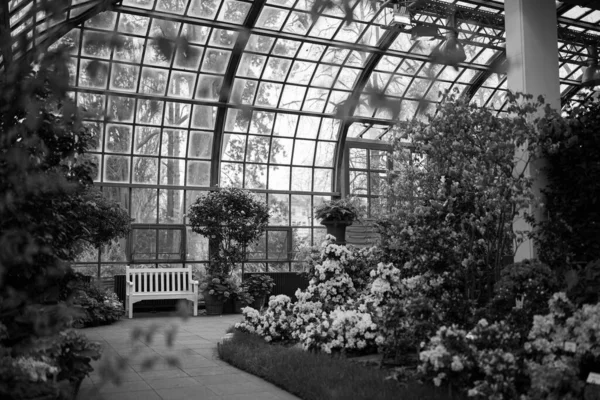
<box><xmin>524</xmin><ymin>292</ymin><xmax>600</xmax><ymax>400</ymax></box>
<box><xmin>201</xmin><ymin>275</ymin><xmax>237</xmax><ymax>301</ymax></box>
<box><xmin>298</xmin><ymin>307</ymin><xmax>381</xmax><ymax>354</ymax></box>
<box><xmin>242</xmin><ymin>274</ymin><xmax>275</xmax><ymax>300</ymax></box>
<box><xmin>419</xmin><ymin>319</ymin><xmax>522</xmax><ymax>399</ymax></box>
<box><xmin>0</xmin><ymin>353</ymin><xmax>60</xmax><ymax>399</ymax></box>
<box><xmin>235</xmin><ymin>295</ymin><xmax>295</xmax><ymax>342</ymax></box>
<box><xmin>72</xmin><ymin>284</ymin><xmax>124</xmax><ymax>328</ymax></box>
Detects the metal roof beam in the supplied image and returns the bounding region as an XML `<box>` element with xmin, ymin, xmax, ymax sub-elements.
<box><xmin>210</xmin><ymin>0</ymin><xmax>266</xmax><ymax>187</ymax></box>
<box><xmin>333</xmin><ymin>27</ymin><xmax>402</xmax><ymax>194</ymax></box>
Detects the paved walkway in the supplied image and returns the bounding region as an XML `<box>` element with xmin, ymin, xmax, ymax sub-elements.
<box><xmin>78</xmin><ymin>314</ymin><xmax>301</xmax><ymax>400</ymax></box>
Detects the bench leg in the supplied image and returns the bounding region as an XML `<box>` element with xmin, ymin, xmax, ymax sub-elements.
<box><xmin>128</xmin><ymin>296</ymin><xmax>133</xmax><ymax>319</ymax></box>
<box><xmin>193</xmin><ymin>297</ymin><xmax>198</xmax><ymax>317</ymax></box>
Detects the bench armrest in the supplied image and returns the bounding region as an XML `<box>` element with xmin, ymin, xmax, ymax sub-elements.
<box><xmin>190</xmin><ymin>280</ymin><xmax>199</xmax><ymax>285</ymax></box>
<box><xmin>126</xmin><ymin>281</ymin><xmax>134</xmax><ymax>286</ymax></box>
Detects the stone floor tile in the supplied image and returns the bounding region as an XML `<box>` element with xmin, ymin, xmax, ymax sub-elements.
<box><xmin>154</xmin><ymin>385</ymin><xmax>220</xmax><ymax>400</ymax></box>
<box><xmin>206</xmin><ymin>382</ymin><xmax>267</xmax><ymax>396</ymax></box>
<box><xmin>220</xmin><ymin>392</ymin><xmax>281</xmax><ymax>400</ymax></box>
<box><xmin>138</xmin><ymin>368</ymin><xmax>190</xmax><ymax>380</ymax></box>
<box><xmin>97</xmin><ymin>380</ymin><xmax>152</xmax><ymax>393</ymax></box>
<box><xmin>147</xmin><ymin>377</ymin><xmax>202</xmax><ymax>390</ymax></box>
<box><xmin>194</xmin><ymin>373</ymin><xmax>250</xmax><ymax>385</ymax></box>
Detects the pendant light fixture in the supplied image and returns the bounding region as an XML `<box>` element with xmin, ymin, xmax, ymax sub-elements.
<box><xmin>581</xmin><ymin>46</ymin><xmax>600</xmax><ymax>88</ymax></box>
<box><xmin>430</xmin><ymin>13</ymin><xmax>466</xmax><ymax>67</ymax></box>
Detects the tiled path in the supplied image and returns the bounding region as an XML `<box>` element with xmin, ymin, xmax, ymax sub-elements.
<box><xmin>77</xmin><ymin>314</ymin><xmax>301</xmax><ymax>400</ymax></box>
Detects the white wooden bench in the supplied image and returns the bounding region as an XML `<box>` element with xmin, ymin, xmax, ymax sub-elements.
<box><xmin>126</xmin><ymin>266</ymin><xmax>199</xmax><ymax>318</ymax></box>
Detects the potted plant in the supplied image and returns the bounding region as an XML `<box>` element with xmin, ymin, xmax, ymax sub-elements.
<box><xmin>234</xmin><ymin>289</ymin><xmax>254</xmax><ymax>314</ymax></box>
<box><xmin>314</xmin><ymin>197</ymin><xmax>362</xmax><ymax>244</ymax></box>
<box><xmin>242</xmin><ymin>275</ymin><xmax>275</xmax><ymax>310</ymax></box>
<box><xmin>188</xmin><ymin>188</ymin><xmax>270</xmax><ymax>276</ymax></box>
<box><xmin>200</xmin><ymin>275</ymin><xmax>236</xmax><ymax>315</ymax></box>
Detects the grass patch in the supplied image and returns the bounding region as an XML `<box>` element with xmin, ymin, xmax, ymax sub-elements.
<box><xmin>218</xmin><ymin>330</ymin><xmax>465</xmax><ymax>400</ymax></box>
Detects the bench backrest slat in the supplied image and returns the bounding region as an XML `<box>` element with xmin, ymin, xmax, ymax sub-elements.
<box><xmin>126</xmin><ymin>266</ymin><xmax>194</xmax><ymax>294</ymax></box>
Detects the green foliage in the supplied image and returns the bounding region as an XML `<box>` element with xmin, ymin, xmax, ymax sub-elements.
<box><xmin>242</xmin><ymin>274</ymin><xmax>275</xmax><ymax>299</ymax></box>
<box><xmin>565</xmin><ymin>260</ymin><xmax>600</xmax><ymax>307</ymax></box>
<box><xmin>188</xmin><ymin>188</ymin><xmax>269</xmax><ymax>275</ymax></box>
<box><xmin>483</xmin><ymin>260</ymin><xmax>560</xmax><ymax>337</ymax></box>
<box><xmin>378</xmin><ymin>92</ymin><xmax>544</xmax><ymax>305</ymax></box>
<box><xmin>314</xmin><ymin>197</ymin><xmax>362</xmax><ymax>223</ymax></box>
<box><xmin>201</xmin><ymin>274</ymin><xmax>238</xmax><ymax>301</ymax></box>
<box><xmin>71</xmin><ymin>285</ymin><xmax>125</xmax><ymax>328</ymax></box>
<box><xmin>533</xmin><ymin>98</ymin><xmax>600</xmax><ymax>269</ymax></box>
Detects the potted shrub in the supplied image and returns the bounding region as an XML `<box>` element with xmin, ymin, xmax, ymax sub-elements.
<box><xmin>200</xmin><ymin>275</ymin><xmax>236</xmax><ymax>315</ymax></box>
<box><xmin>314</xmin><ymin>197</ymin><xmax>361</xmax><ymax>244</ymax></box>
<box><xmin>242</xmin><ymin>275</ymin><xmax>275</xmax><ymax>310</ymax></box>
<box><xmin>188</xmin><ymin>188</ymin><xmax>269</xmax><ymax>276</ymax></box>
<box><xmin>234</xmin><ymin>289</ymin><xmax>254</xmax><ymax>314</ymax></box>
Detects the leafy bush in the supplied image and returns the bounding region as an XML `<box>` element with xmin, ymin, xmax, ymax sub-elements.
<box><xmin>200</xmin><ymin>274</ymin><xmax>237</xmax><ymax>301</ymax></box>
<box><xmin>482</xmin><ymin>260</ymin><xmax>560</xmax><ymax>337</ymax></box>
<box><xmin>565</xmin><ymin>259</ymin><xmax>600</xmax><ymax>306</ymax></box>
<box><xmin>524</xmin><ymin>292</ymin><xmax>600</xmax><ymax>400</ymax></box>
<box><xmin>533</xmin><ymin>98</ymin><xmax>600</xmax><ymax>269</ymax></box>
<box><xmin>72</xmin><ymin>286</ymin><xmax>124</xmax><ymax>328</ymax></box>
<box><xmin>378</xmin><ymin>93</ymin><xmax>544</xmax><ymax>306</ymax></box>
<box><xmin>242</xmin><ymin>274</ymin><xmax>275</xmax><ymax>299</ymax></box>
<box><xmin>314</xmin><ymin>197</ymin><xmax>362</xmax><ymax>222</ymax></box>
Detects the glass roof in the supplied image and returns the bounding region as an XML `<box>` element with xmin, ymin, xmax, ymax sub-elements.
<box><xmin>4</xmin><ymin>0</ymin><xmax>600</xmax><ymax>177</ymax></box>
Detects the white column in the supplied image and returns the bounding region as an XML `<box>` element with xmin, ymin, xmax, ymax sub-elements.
<box><xmin>505</xmin><ymin>0</ymin><xmax>561</xmax><ymax>261</ymax></box>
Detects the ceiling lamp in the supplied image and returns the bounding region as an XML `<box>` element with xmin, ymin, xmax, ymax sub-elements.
<box><xmin>581</xmin><ymin>46</ymin><xmax>600</xmax><ymax>88</ymax></box>
<box><xmin>411</xmin><ymin>24</ymin><xmax>439</xmax><ymax>41</ymax></box>
<box><xmin>430</xmin><ymin>13</ymin><xmax>466</xmax><ymax>67</ymax></box>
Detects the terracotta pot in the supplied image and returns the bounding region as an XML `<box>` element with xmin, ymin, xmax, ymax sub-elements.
<box><xmin>203</xmin><ymin>291</ymin><xmax>224</xmax><ymax>315</ymax></box>
<box><xmin>321</xmin><ymin>220</ymin><xmax>353</xmax><ymax>244</ymax></box>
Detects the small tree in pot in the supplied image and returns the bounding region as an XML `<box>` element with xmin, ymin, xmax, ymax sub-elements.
<box><xmin>188</xmin><ymin>188</ymin><xmax>270</xmax><ymax>276</ymax></box>
<box><xmin>314</xmin><ymin>198</ymin><xmax>362</xmax><ymax>244</ymax></box>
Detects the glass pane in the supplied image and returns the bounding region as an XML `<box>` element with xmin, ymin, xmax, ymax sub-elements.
<box><xmin>104</xmin><ymin>155</ymin><xmax>129</xmax><ymax>183</ymax></box>
<box><xmin>134</xmin><ymin>127</ymin><xmax>160</xmax><ymax>155</ymax></box>
<box><xmin>131</xmin><ymin>188</ymin><xmax>158</xmax><ymax>223</ymax></box>
<box><xmin>291</xmin><ymin>167</ymin><xmax>312</xmax><ymax>191</ymax></box>
<box><xmin>350</xmin><ymin>171</ymin><xmax>368</xmax><ymax>195</ymax></box>
<box><xmin>270</xmin><ymin>138</ymin><xmax>293</xmax><ymax>164</ymax></box>
<box><xmin>188</xmin><ymin>131</ymin><xmax>213</xmax><ymax>159</ymax></box>
<box><xmin>220</xmin><ymin>162</ymin><xmax>243</xmax><ymax>187</ymax></box>
<box><xmin>158</xmin><ymin>230</ymin><xmax>182</xmax><ymax>260</ymax></box>
<box><xmin>313</xmin><ymin>169</ymin><xmax>332</xmax><ymax>192</ymax></box>
<box><xmin>159</xmin><ymin>189</ymin><xmax>184</xmax><ymax>223</ymax></box>
<box><xmin>160</xmin><ymin>158</ymin><xmax>185</xmax><ymax>186</ymax></box>
<box><xmin>370</xmin><ymin>172</ymin><xmax>387</xmax><ymax>196</ymax></box>
<box><xmin>350</xmin><ymin>148</ymin><xmax>368</xmax><ymax>169</ymax></box>
<box><xmin>186</xmin><ymin>161</ymin><xmax>211</xmax><ymax>187</ymax></box>
<box><xmin>102</xmin><ymin>186</ymin><xmax>129</xmax><ymax>211</ymax></box>
<box><xmin>132</xmin><ymin>157</ymin><xmax>158</xmax><ymax>184</ymax></box>
<box><xmin>161</xmin><ymin>129</ymin><xmax>187</xmax><ymax>157</ymax></box>
<box><xmin>291</xmin><ymin>195</ymin><xmax>311</xmax><ymax>226</ymax></box>
<box><xmin>315</xmin><ymin>142</ymin><xmax>335</xmax><ymax>167</ymax></box>
<box><xmin>268</xmin><ymin>166</ymin><xmax>290</xmax><ymax>190</ymax></box>
<box><xmin>101</xmin><ymin>238</ymin><xmax>128</xmax><ymax>262</ymax></box>
<box><xmin>108</xmin><ymin>96</ymin><xmax>135</xmax><ymax>122</ymax></box>
<box><xmin>245</xmin><ymin>164</ymin><xmax>267</xmax><ymax>189</ymax></box>
<box><xmin>268</xmin><ymin>231</ymin><xmax>289</xmax><ymax>260</ymax></box>
<box><xmin>106</xmin><ymin>125</ymin><xmax>132</xmax><ymax>153</ymax></box>
<box><xmin>247</xmin><ymin>233</ymin><xmax>267</xmax><ymax>260</ymax></box>
<box><xmin>292</xmin><ymin>140</ymin><xmax>316</xmax><ymax>166</ymax></box>
<box><xmin>132</xmin><ymin>229</ymin><xmax>157</xmax><ymax>261</ymax></box>
<box><xmin>186</xmin><ymin>229</ymin><xmax>209</xmax><ymax>261</ymax></box>
<box><xmin>269</xmin><ymin>193</ymin><xmax>289</xmax><ymax>225</ymax></box>
<box><xmin>370</xmin><ymin>149</ymin><xmax>388</xmax><ymax>170</ymax></box>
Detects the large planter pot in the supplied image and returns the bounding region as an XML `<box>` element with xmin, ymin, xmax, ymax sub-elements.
<box><xmin>321</xmin><ymin>220</ymin><xmax>353</xmax><ymax>244</ymax></box>
<box><xmin>234</xmin><ymin>300</ymin><xmax>249</xmax><ymax>313</ymax></box>
<box><xmin>222</xmin><ymin>297</ymin><xmax>235</xmax><ymax>314</ymax></box>
<box><xmin>251</xmin><ymin>295</ymin><xmax>266</xmax><ymax>310</ymax></box>
<box><xmin>203</xmin><ymin>291</ymin><xmax>224</xmax><ymax>315</ymax></box>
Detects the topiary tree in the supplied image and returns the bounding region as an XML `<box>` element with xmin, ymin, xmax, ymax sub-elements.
<box><xmin>188</xmin><ymin>188</ymin><xmax>269</xmax><ymax>275</ymax></box>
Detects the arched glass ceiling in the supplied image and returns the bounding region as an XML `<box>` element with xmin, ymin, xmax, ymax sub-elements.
<box><xmin>4</xmin><ymin>0</ymin><xmax>600</xmax><ymax>272</ymax></box>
